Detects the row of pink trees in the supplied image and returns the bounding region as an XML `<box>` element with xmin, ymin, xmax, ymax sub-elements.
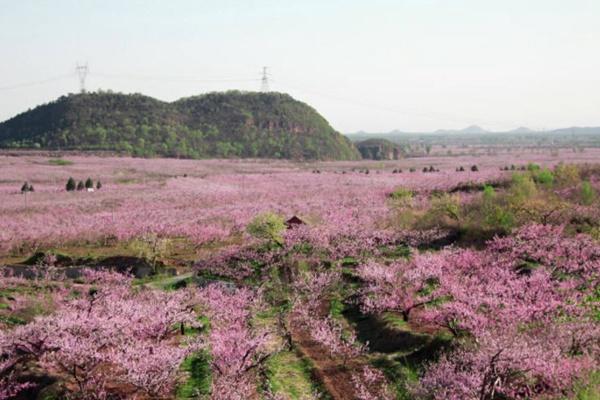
<box><xmin>357</xmin><ymin>224</ymin><xmax>599</xmax><ymax>399</ymax></box>
<box><xmin>198</xmin><ymin>283</ymin><xmax>273</xmax><ymax>400</ymax></box>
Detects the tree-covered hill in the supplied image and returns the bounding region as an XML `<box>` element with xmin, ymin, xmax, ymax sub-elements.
<box><xmin>0</xmin><ymin>91</ymin><xmax>360</xmax><ymax>160</ymax></box>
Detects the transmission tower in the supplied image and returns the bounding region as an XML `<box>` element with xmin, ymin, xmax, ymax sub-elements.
<box><xmin>75</xmin><ymin>63</ymin><xmax>89</xmax><ymax>93</ymax></box>
<box><xmin>260</xmin><ymin>66</ymin><xmax>270</xmax><ymax>92</ymax></box>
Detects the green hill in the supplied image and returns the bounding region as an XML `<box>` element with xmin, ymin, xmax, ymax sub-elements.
<box><xmin>0</xmin><ymin>91</ymin><xmax>360</xmax><ymax>160</ymax></box>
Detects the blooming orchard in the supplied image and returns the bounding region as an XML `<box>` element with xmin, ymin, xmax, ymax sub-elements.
<box><xmin>358</xmin><ymin>225</ymin><xmax>599</xmax><ymax>399</ymax></box>
<box><xmin>1</xmin><ymin>155</ymin><xmax>599</xmax><ymax>399</ymax></box>
<box><xmin>0</xmin><ymin>155</ymin><xmax>515</xmax><ymax>252</ymax></box>
<box><xmin>0</xmin><ymin>271</ymin><xmax>202</xmax><ymax>399</ymax></box>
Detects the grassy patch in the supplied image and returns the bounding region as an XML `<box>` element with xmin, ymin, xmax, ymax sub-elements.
<box><xmin>116</xmin><ymin>177</ymin><xmax>138</xmax><ymax>184</ymax></box>
<box><xmin>340</xmin><ymin>256</ymin><xmax>359</xmax><ymax>267</ymax></box>
<box><xmin>253</xmin><ymin>306</ymin><xmax>284</xmax><ymax>350</ymax></box>
<box><xmin>0</xmin><ymin>315</ymin><xmax>26</xmax><ymax>326</ymax></box>
<box><xmin>368</xmin><ymin>330</ymin><xmax>452</xmax><ymax>399</ymax></box>
<box><xmin>372</xmin><ymin>355</ymin><xmax>419</xmax><ymax>400</ymax></box>
<box><xmin>570</xmin><ymin>370</ymin><xmax>600</xmax><ymax>400</ymax></box>
<box><xmin>329</xmin><ymin>297</ymin><xmax>344</xmax><ymax>320</ymax></box>
<box><xmin>381</xmin><ymin>312</ymin><xmax>410</xmax><ymax>330</ymax></box>
<box><xmin>379</xmin><ymin>244</ymin><xmax>411</xmax><ymax>259</ymax></box>
<box><xmin>343</xmin><ymin>304</ymin><xmax>453</xmax><ymax>398</ymax></box>
<box><xmin>48</xmin><ymin>158</ymin><xmax>73</xmax><ymax>166</ymax></box>
<box><xmin>254</xmin><ymin>306</ymin><xmax>278</xmax><ymax>322</ymax></box>
<box><xmin>4</xmin><ymin>236</ymin><xmax>198</xmax><ymax>272</ymax></box>
<box><xmin>132</xmin><ymin>273</ymin><xmax>174</xmax><ymax>287</ymax></box>
<box><xmin>145</xmin><ymin>272</ymin><xmax>195</xmax><ymax>291</ymax></box>
<box><xmin>265</xmin><ymin>351</ymin><xmax>317</xmax><ymax>399</ymax></box>
<box><xmin>39</xmin><ymin>242</ymin><xmax>136</xmax><ymax>261</ymax></box>
<box><xmin>176</xmin><ymin>351</ymin><xmax>212</xmax><ymax>399</ymax></box>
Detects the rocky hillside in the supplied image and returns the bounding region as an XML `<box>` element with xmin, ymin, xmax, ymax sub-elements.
<box><xmin>356</xmin><ymin>138</ymin><xmax>405</xmax><ymax>160</ymax></box>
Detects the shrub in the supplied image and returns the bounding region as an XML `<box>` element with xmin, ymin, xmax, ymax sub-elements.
<box><xmin>246</xmin><ymin>212</ymin><xmax>286</xmax><ymax>245</ymax></box>
<box><xmin>471</xmin><ymin>165</ymin><xmax>478</xmax><ymax>172</ymax></box>
<box><xmin>483</xmin><ymin>204</ymin><xmax>514</xmax><ymax>232</ymax></box>
<box><xmin>511</xmin><ymin>192</ymin><xmax>567</xmax><ymax>226</ymax></box>
<box><xmin>554</xmin><ymin>163</ymin><xmax>580</xmax><ymax>188</ymax></box>
<box><xmin>581</xmin><ymin>181</ymin><xmax>597</xmax><ymax>205</ymax></box>
<box><xmin>85</xmin><ymin>177</ymin><xmax>94</xmax><ymax>189</ymax></box>
<box><xmin>96</xmin><ymin>181</ymin><xmax>102</xmax><ymax>190</ymax></box>
<box><xmin>476</xmin><ymin>185</ymin><xmax>515</xmax><ymax>232</ymax></box>
<box><xmin>509</xmin><ymin>173</ymin><xmax>537</xmax><ymax>204</ymax></box>
<box><xmin>482</xmin><ymin>184</ymin><xmax>496</xmax><ymax>201</ymax></box>
<box><xmin>533</xmin><ymin>168</ymin><xmax>554</xmax><ymax>187</ymax></box>
<box><xmin>390</xmin><ymin>187</ymin><xmax>413</xmax><ymax>200</ymax></box>
<box><xmin>438</xmin><ymin>194</ymin><xmax>461</xmax><ymax>221</ymax></box>
<box><xmin>66</xmin><ymin>177</ymin><xmax>76</xmax><ymax>191</ymax></box>
<box><xmin>389</xmin><ymin>187</ymin><xmax>414</xmax><ymax>208</ymax></box>
<box><xmin>77</xmin><ymin>181</ymin><xmax>85</xmax><ymax>191</ymax></box>
<box><xmin>426</xmin><ymin>193</ymin><xmax>461</xmax><ymax>224</ymax></box>
<box><xmin>20</xmin><ymin>182</ymin><xmax>30</xmax><ymax>193</ymax></box>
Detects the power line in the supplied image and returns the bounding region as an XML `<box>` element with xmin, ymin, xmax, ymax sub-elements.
<box><xmin>0</xmin><ymin>67</ymin><xmax>519</xmax><ymax>128</ymax></box>
<box><xmin>0</xmin><ymin>69</ymin><xmax>260</xmax><ymax>93</ymax></box>
<box><xmin>272</xmin><ymin>78</ymin><xmax>464</xmax><ymax>123</ymax></box>
<box><xmin>0</xmin><ymin>73</ymin><xmax>74</xmax><ymax>91</ymax></box>
<box><xmin>90</xmin><ymin>71</ymin><xmax>260</xmax><ymax>84</ymax></box>
<box><xmin>272</xmin><ymin>78</ymin><xmax>518</xmax><ymax>128</ymax></box>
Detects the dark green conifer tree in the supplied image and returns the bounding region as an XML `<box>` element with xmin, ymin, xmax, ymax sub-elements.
<box><xmin>66</xmin><ymin>177</ymin><xmax>76</xmax><ymax>191</ymax></box>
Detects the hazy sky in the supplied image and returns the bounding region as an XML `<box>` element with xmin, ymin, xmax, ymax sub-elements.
<box><xmin>1</xmin><ymin>0</ymin><xmax>599</xmax><ymax>132</ymax></box>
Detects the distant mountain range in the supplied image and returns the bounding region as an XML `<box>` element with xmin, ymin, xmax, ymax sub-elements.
<box><xmin>434</xmin><ymin>125</ymin><xmax>489</xmax><ymax>135</ymax></box>
<box><xmin>507</xmin><ymin>126</ymin><xmax>535</xmax><ymax>134</ymax></box>
<box><xmin>346</xmin><ymin>125</ymin><xmax>600</xmax><ymax>140</ymax></box>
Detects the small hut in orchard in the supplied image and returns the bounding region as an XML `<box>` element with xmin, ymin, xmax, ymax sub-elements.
<box><xmin>285</xmin><ymin>215</ymin><xmax>305</xmax><ymax>229</ymax></box>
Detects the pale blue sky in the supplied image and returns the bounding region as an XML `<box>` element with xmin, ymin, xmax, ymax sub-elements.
<box><xmin>1</xmin><ymin>0</ymin><xmax>599</xmax><ymax>132</ymax></box>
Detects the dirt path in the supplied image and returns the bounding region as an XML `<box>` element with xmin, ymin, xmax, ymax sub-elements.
<box><xmin>288</xmin><ymin>300</ymin><xmax>366</xmax><ymax>400</ymax></box>
<box><xmin>289</xmin><ymin>319</ymin><xmax>360</xmax><ymax>399</ymax></box>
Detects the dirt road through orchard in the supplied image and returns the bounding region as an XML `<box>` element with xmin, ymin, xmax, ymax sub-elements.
<box><xmin>288</xmin><ymin>300</ymin><xmax>368</xmax><ymax>400</ymax></box>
